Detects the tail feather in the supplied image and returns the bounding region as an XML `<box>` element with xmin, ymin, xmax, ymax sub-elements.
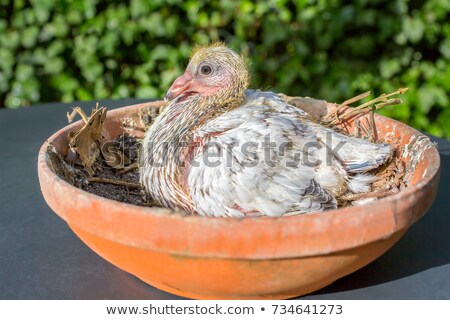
<box><xmin>314</xmin><ymin>127</ymin><xmax>393</xmax><ymax>173</ymax></box>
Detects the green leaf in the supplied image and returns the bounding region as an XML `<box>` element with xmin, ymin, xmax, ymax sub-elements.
<box><xmin>439</xmin><ymin>37</ymin><xmax>450</xmax><ymax>59</ymax></box>
<box><xmin>130</xmin><ymin>0</ymin><xmax>152</xmax><ymax>18</ymax></box>
<box><xmin>417</xmin><ymin>86</ymin><xmax>449</xmax><ymax>114</ymax></box>
<box><xmin>51</xmin><ymin>73</ymin><xmax>79</xmax><ymax>92</ymax></box>
<box><xmin>67</xmin><ymin>10</ymin><xmax>83</xmax><ymax>25</ymax></box>
<box><xmin>0</xmin><ymin>30</ymin><xmax>20</xmax><ymax>50</ymax></box>
<box><xmin>0</xmin><ymin>20</ymin><xmax>6</xmax><ymax>32</ymax></box>
<box><xmin>32</xmin><ymin>3</ymin><xmax>51</xmax><ymax>24</ymax></box>
<box><xmin>413</xmin><ymin>112</ymin><xmax>430</xmax><ymax>129</ymax></box>
<box><xmin>99</xmin><ymin>32</ymin><xmax>119</xmax><ymax>56</ymax></box>
<box><xmin>262</xmin><ymin>16</ymin><xmax>288</xmax><ymax>46</ymax></box>
<box><xmin>76</xmin><ymin>87</ymin><xmax>93</xmax><ymax>100</ymax></box>
<box><xmin>21</xmin><ymin>26</ymin><xmax>39</xmax><ymax>48</ymax></box>
<box><xmin>380</xmin><ymin>59</ymin><xmax>401</xmax><ymax>79</ymax></box>
<box><xmin>46</xmin><ymin>40</ymin><xmax>65</xmax><ymax>57</ymax></box>
<box><xmin>136</xmin><ymin>85</ymin><xmax>159</xmax><ymax>98</ymax></box>
<box><xmin>112</xmin><ymin>84</ymin><xmax>130</xmax><ymax>98</ymax></box>
<box><xmin>43</xmin><ymin>57</ymin><xmax>65</xmax><ymax>74</ymax></box>
<box><xmin>0</xmin><ymin>71</ymin><xmax>9</xmax><ymax>92</ymax></box>
<box><xmin>15</xmin><ymin>64</ymin><xmax>34</xmax><ymax>81</ymax></box>
<box><xmin>403</xmin><ymin>17</ymin><xmax>425</xmax><ymax>43</ymax></box>
<box><xmin>0</xmin><ymin>48</ymin><xmax>15</xmax><ymax>74</ymax></box>
<box><xmin>5</xmin><ymin>92</ymin><xmax>23</xmax><ymax>109</ymax></box>
<box><xmin>437</xmin><ymin>108</ymin><xmax>450</xmax><ymax>137</ymax></box>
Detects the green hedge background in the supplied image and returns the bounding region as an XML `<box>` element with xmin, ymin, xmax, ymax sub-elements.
<box><xmin>1</xmin><ymin>0</ymin><xmax>449</xmax><ymax>138</ymax></box>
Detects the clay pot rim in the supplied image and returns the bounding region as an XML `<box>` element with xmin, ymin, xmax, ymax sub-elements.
<box><xmin>38</xmin><ymin>101</ymin><xmax>440</xmax><ymax>259</ymax></box>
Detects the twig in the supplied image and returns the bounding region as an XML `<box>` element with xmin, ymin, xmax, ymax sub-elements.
<box><xmin>339</xmin><ymin>91</ymin><xmax>372</xmax><ymax>108</ymax></box>
<box><xmin>322</xmin><ymin>91</ymin><xmax>371</xmax><ymax>123</ymax></box>
<box><xmin>67</xmin><ymin>107</ymin><xmax>89</xmax><ymax>124</ymax></box>
<box><xmin>353</xmin><ymin>119</ymin><xmax>361</xmax><ymax>138</ymax></box>
<box><xmin>119</xmin><ymin>162</ymin><xmax>139</xmax><ymax>174</ymax></box>
<box><xmin>339</xmin><ymin>185</ymin><xmax>396</xmax><ymax>201</ymax></box>
<box><xmin>140</xmin><ymin>202</ymin><xmax>158</xmax><ymax>207</ymax></box>
<box><xmin>369</xmin><ymin>106</ymin><xmax>377</xmax><ymax>142</ymax></box>
<box><xmin>375</xmin><ymin>98</ymin><xmax>403</xmax><ymax>110</ymax></box>
<box><xmin>87</xmin><ymin>177</ymin><xmax>141</xmax><ymax>189</ymax></box>
<box><xmin>327</xmin><ymin>88</ymin><xmax>408</xmax><ymax>126</ymax></box>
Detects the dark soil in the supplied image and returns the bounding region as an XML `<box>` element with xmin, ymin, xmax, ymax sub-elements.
<box><xmin>82</xmin><ymin>167</ymin><xmax>149</xmax><ymax>206</ymax></box>
<box><xmin>47</xmin><ymin>133</ymin><xmax>158</xmax><ymax>207</ymax></box>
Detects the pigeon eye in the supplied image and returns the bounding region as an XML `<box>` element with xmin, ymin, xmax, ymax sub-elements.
<box><xmin>200</xmin><ymin>64</ymin><xmax>212</xmax><ymax>76</ymax></box>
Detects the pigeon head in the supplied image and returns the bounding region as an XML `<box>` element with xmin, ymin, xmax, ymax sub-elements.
<box><xmin>165</xmin><ymin>43</ymin><xmax>249</xmax><ymax>107</ymax></box>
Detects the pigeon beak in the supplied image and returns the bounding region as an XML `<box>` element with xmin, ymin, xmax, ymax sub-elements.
<box><xmin>165</xmin><ymin>72</ymin><xmax>194</xmax><ymax>101</ymax></box>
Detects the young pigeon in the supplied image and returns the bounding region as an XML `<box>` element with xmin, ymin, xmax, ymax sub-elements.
<box><xmin>140</xmin><ymin>43</ymin><xmax>392</xmax><ymax>217</ymax></box>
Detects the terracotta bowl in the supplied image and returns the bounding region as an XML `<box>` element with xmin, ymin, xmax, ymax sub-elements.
<box><xmin>38</xmin><ymin>101</ymin><xmax>440</xmax><ymax>299</ymax></box>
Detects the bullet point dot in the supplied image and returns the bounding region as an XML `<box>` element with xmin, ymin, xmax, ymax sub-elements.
<box><xmin>261</xmin><ymin>307</ymin><xmax>265</xmax><ymax>311</ymax></box>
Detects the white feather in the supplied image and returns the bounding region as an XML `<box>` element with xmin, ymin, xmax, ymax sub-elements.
<box><xmin>347</xmin><ymin>174</ymin><xmax>375</xmax><ymax>193</ymax></box>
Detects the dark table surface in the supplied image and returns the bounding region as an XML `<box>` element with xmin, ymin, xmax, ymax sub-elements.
<box><xmin>0</xmin><ymin>99</ymin><xmax>449</xmax><ymax>299</ymax></box>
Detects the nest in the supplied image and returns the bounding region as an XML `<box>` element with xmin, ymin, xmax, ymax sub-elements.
<box><xmin>47</xmin><ymin>89</ymin><xmax>409</xmax><ymax>211</ymax></box>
